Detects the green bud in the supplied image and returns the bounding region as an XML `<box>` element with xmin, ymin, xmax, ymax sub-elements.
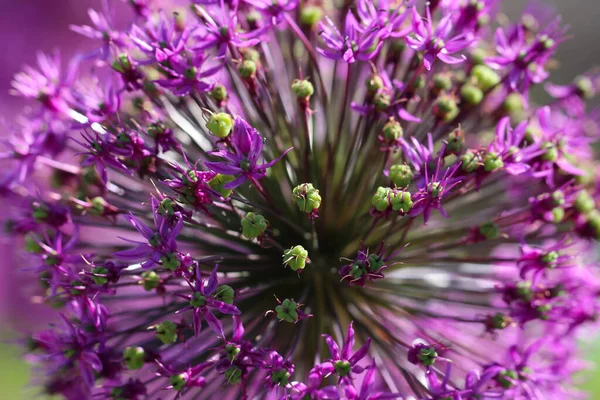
<box><xmin>225</xmin><ymin>366</ymin><xmax>242</xmax><ymax>384</ymax></box>
<box><xmin>208</xmin><ymin>174</ymin><xmax>235</xmax><ymax>198</ymax></box>
<box><xmin>433</xmin><ymin>73</ymin><xmax>452</xmax><ymax>92</ymax></box>
<box><xmin>471</xmin><ymin>64</ymin><xmax>500</xmax><ymax>91</ymax></box>
<box><xmin>491</xmin><ymin>312</ymin><xmax>511</xmax><ymax>330</ymax></box>
<box><xmin>156</xmin><ymin>321</ymin><xmax>178</xmax><ymax>344</ymax></box>
<box><xmin>241</xmin><ymin>212</ymin><xmax>268</xmax><ymax>239</ymax></box>
<box><xmin>483</xmin><ymin>151</ymin><xmax>504</xmax><ymax>172</ymax></box>
<box><xmin>282</xmin><ymin>245</ymin><xmax>309</xmax><ymax>272</ymax></box>
<box><xmin>586</xmin><ymin>210</ymin><xmax>600</xmax><ymax>240</ymax></box>
<box><xmin>541</xmin><ymin>142</ymin><xmax>558</xmax><ymax>162</ymax></box>
<box><xmin>503</xmin><ymin>92</ymin><xmax>524</xmax><ymax>113</ymax></box>
<box><xmin>373</xmin><ymin>90</ymin><xmax>392</xmax><ymax>111</ymax></box>
<box><xmin>170</xmin><ymin>374</ymin><xmax>186</xmax><ymax>391</ymax></box>
<box><xmin>382</xmin><ymin>118</ymin><xmax>403</xmax><ymax>142</ymax></box>
<box><xmin>410</xmin><ymin>75</ymin><xmax>426</xmax><ymax>91</ymax></box>
<box><xmin>551</xmin><ymin>190</ymin><xmax>565</xmax><ymax>206</ymax></box>
<box><xmin>292</xmin><ymin>183</ymin><xmax>321</xmax><ymax>213</ymax></box>
<box><xmin>226</xmin><ymin>343</ymin><xmax>241</xmax><ymax>361</ymax></box>
<box><xmin>123</xmin><ymin>346</ymin><xmax>145</xmax><ymax>370</ymax></box>
<box><xmin>428</xmin><ymin>181</ymin><xmax>442</xmax><ymax>197</ymax></box>
<box><xmin>574</xmin><ymin>76</ymin><xmax>594</xmax><ymax>99</ymax></box>
<box><xmin>461</xmin><ymin>151</ymin><xmax>480</xmax><ymax>173</ymax></box>
<box><xmin>206</xmin><ymin>112</ymin><xmax>234</xmax><ymax>138</ymax></box>
<box><xmin>417</xmin><ymin>347</ymin><xmax>438</xmax><ymax>366</ymax></box>
<box><xmin>541</xmin><ymin>251</ymin><xmax>559</xmax><ymax>266</ymax></box>
<box><xmin>461</xmin><ymin>84</ymin><xmax>484</xmax><ymax>105</ymax></box>
<box><xmin>210</xmin><ymin>84</ymin><xmax>228</xmax><ymax>102</ymax></box>
<box><xmin>214</xmin><ymin>285</ymin><xmax>235</xmax><ymax>304</ymax></box>
<box><xmin>433</xmin><ymin>95</ymin><xmax>459</xmax><ymax>121</ymax></box>
<box><xmin>389</xmin><ymin>164</ymin><xmax>413</xmax><ymax>187</ymax></box>
<box><xmin>496</xmin><ymin>369</ymin><xmax>518</xmax><ymax>389</ymax></box>
<box><xmin>334</xmin><ymin>360</ymin><xmax>352</xmax><ymax>377</ymax></box>
<box><xmin>550</xmin><ymin>207</ymin><xmax>564</xmax><ymax>223</ymax></box>
<box><xmin>372</xmin><ymin>187</ymin><xmax>392</xmax><ymax>211</ymax></box>
<box><xmin>446</xmin><ymin>128</ymin><xmax>464</xmax><ymax>154</ymax></box>
<box><xmin>390</xmin><ymin>191</ymin><xmax>413</xmax><ymax>213</ymax></box>
<box><xmin>190</xmin><ymin>292</ymin><xmax>206</xmax><ymax>308</ymax></box>
<box><xmin>479</xmin><ymin>221</ymin><xmax>500</xmax><ymax>240</ymax></box>
<box><xmin>517</xmin><ymin>281</ymin><xmax>533</xmax><ymax>301</ymax></box>
<box><xmin>575</xmin><ymin>190</ymin><xmax>595</xmax><ymax>214</ymax></box>
<box><xmin>238</xmin><ymin>60</ymin><xmax>257</xmax><ymax>79</ymax></box>
<box><xmin>275</xmin><ymin>298</ymin><xmax>299</xmax><ymax>322</ymax></box>
<box><xmin>271</xmin><ymin>368</ymin><xmax>291</xmax><ymax>386</ymax></box>
<box><xmin>470</xmin><ymin>48</ymin><xmax>487</xmax><ymax>64</ymax></box>
<box><xmin>365</xmin><ymin>75</ymin><xmax>384</xmax><ymax>93</ymax></box>
<box><xmin>91</xmin><ymin>266</ymin><xmax>109</xmax><ymax>285</ymax></box>
<box><xmin>160</xmin><ymin>253</ymin><xmax>181</xmax><ymax>271</ymax></box>
<box><xmin>183</xmin><ymin>67</ymin><xmax>198</xmax><ymax>80</ymax></box>
<box><xmin>25</xmin><ymin>235</ymin><xmax>43</xmax><ymax>254</ymax></box>
<box><xmin>112</xmin><ymin>54</ymin><xmax>132</xmax><ymax>73</ymax></box>
<box><xmin>140</xmin><ymin>271</ymin><xmax>160</xmax><ymax>291</ymax></box>
<box><xmin>300</xmin><ymin>5</ymin><xmax>323</xmax><ymax>26</ymax></box>
<box><xmin>291</xmin><ymin>79</ymin><xmax>314</xmax><ymax>99</ymax></box>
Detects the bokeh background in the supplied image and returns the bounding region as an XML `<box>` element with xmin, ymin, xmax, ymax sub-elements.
<box><xmin>0</xmin><ymin>0</ymin><xmax>598</xmax><ymax>398</ymax></box>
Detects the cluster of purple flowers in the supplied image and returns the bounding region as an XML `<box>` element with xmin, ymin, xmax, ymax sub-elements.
<box><xmin>1</xmin><ymin>0</ymin><xmax>600</xmax><ymax>399</ymax></box>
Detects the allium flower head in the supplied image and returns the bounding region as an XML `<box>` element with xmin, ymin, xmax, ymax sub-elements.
<box><xmin>2</xmin><ymin>1</ymin><xmax>600</xmax><ymax>399</ymax></box>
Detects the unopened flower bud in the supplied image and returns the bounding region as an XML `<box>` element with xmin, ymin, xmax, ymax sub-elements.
<box><xmin>389</xmin><ymin>164</ymin><xmax>413</xmax><ymax>187</ymax></box>
<box><xmin>483</xmin><ymin>151</ymin><xmax>504</xmax><ymax>172</ymax></box>
<box><xmin>207</xmin><ymin>112</ymin><xmax>234</xmax><ymax>138</ymax></box>
<box><xmin>238</xmin><ymin>60</ymin><xmax>257</xmax><ymax>79</ymax></box>
<box><xmin>275</xmin><ymin>298</ymin><xmax>299</xmax><ymax>322</ymax></box>
<box><xmin>382</xmin><ymin>117</ymin><xmax>403</xmax><ymax>142</ymax></box>
<box><xmin>241</xmin><ymin>212</ymin><xmax>268</xmax><ymax>239</ymax></box>
<box><xmin>300</xmin><ymin>5</ymin><xmax>323</xmax><ymax>26</ymax></box>
<box><xmin>292</xmin><ymin>183</ymin><xmax>321</xmax><ymax>213</ymax></box>
<box><xmin>291</xmin><ymin>79</ymin><xmax>314</xmax><ymax>99</ymax></box>
<box><xmin>140</xmin><ymin>271</ymin><xmax>160</xmax><ymax>291</ymax></box>
<box><xmin>155</xmin><ymin>321</ymin><xmax>178</xmax><ymax>344</ymax></box>
<box><xmin>461</xmin><ymin>84</ymin><xmax>484</xmax><ymax>105</ymax></box>
<box><xmin>208</xmin><ymin>174</ymin><xmax>235</xmax><ymax>198</ymax></box>
<box><xmin>282</xmin><ymin>245</ymin><xmax>309</xmax><ymax>272</ymax></box>
<box><xmin>390</xmin><ymin>191</ymin><xmax>413</xmax><ymax>213</ymax></box>
<box><xmin>123</xmin><ymin>346</ymin><xmax>145</xmax><ymax>370</ymax></box>
<box><xmin>372</xmin><ymin>187</ymin><xmax>392</xmax><ymax>211</ymax></box>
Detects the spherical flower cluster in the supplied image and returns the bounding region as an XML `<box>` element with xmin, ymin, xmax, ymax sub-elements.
<box><xmin>1</xmin><ymin>0</ymin><xmax>600</xmax><ymax>399</ymax></box>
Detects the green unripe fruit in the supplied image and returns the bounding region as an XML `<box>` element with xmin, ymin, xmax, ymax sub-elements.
<box><xmin>214</xmin><ymin>285</ymin><xmax>235</xmax><ymax>304</ymax></box>
<box><xmin>372</xmin><ymin>187</ymin><xmax>392</xmax><ymax>211</ymax></box>
<box><xmin>123</xmin><ymin>346</ymin><xmax>145</xmax><ymax>370</ymax></box>
<box><xmin>25</xmin><ymin>235</ymin><xmax>43</xmax><ymax>254</ymax></box>
<box><xmin>575</xmin><ymin>190</ymin><xmax>595</xmax><ymax>214</ymax></box>
<box><xmin>470</xmin><ymin>48</ymin><xmax>487</xmax><ymax>65</ymax></box>
<box><xmin>170</xmin><ymin>374</ymin><xmax>186</xmax><ymax>391</ymax></box>
<box><xmin>112</xmin><ymin>54</ymin><xmax>132</xmax><ymax>73</ymax></box>
<box><xmin>300</xmin><ymin>5</ymin><xmax>323</xmax><ymax>26</ymax></box>
<box><xmin>410</xmin><ymin>75</ymin><xmax>426</xmax><ymax>91</ymax></box>
<box><xmin>140</xmin><ymin>271</ymin><xmax>160</xmax><ymax>291</ymax></box>
<box><xmin>91</xmin><ymin>266</ymin><xmax>109</xmax><ymax>285</ymax></box>
<box><xmin>282</xmin><ymin>245</ymin><xmax>309</xmax><ymax>272</ymax></box>
<box><xmin>189</xmin><ymin>292</ymin><xmax>206</xmax><ymax>308</ymax></box>
<box><xmin>390</xmin><ymin>191</ymin><xmax>413</xmax><ymax>213</ymax></box>
<box><xmin>271</xmin><ymin>369</ymin><xmax>291</xmax><ymax>386</ymax></box>
<box><xmin>156</xmin><ymin>321</ymin><xmax>178</xmax><ymax>344</ymax></box>
<box><xmin>434</xmin><ymin>96</ymin><xmax>459</xmax><ymax>121</ymax></box>
<box><xmin>292</xmin><ymin>183</ymin><xmax>321</xmax><ymax>213</ymax></box>
<box><xmin>334</xmin><ymin>360</ymin><xmax>352</xmax><ymax>377</ymax></box>
<box><xmin>496</xmin><ymin>369</ymin><xmax>518</xmax><ymax>389</ymax></box>
<box><xmin>479</xmin><ymin>221</ymin><xmax>500</xmax><ymax>240</ymax></box>
<box><xmin>241</xmin><ymin>212</ymin><xmax>268</xmax><ymax>239</ymax></box>
<box><xmin>503</xmin><ymin>92</ymin><xmax>524</xmax><ymax>113</ymax></box>
<box><xmin>471</xmin><ymin>64</ymin><xmax>500</xmax><ymax>91</ymax></box>
<box><xmin>291</xmin><ymin>79</ymin><xmax>314</xmax><ymax>99</ymax></box>
<box><xmin>461</xmin><ymin>84</ymin><xmax>484</xmax><ymax>105</ymax></box>
<box><xmin>382</xmin><ymin>118</ymin><xmax>403</xmax><ymax>142</ymax></box>
<box><xmin>417</xmin><ymin>347</ymin><xmax>438</xmax><ymax>366</ymax></box>
<box><xmin>389</xmin><ymin>164</ymin><xmax>413</xmax><ymax>187</ymax></box>
<box><xmin>238</xmin><ymin>60</ymin><xmax>257</xmax><ymax>78</ymax></box>
<box><xmin>373</xmin><ymin>90</ymin><xmax>392</xmax><ymax>111</ymax></box>
<box><xmin>225</xmin><ymin>366</ymin><xmax>242</xmax><ymax>384</ymax></box>
<box><xmin>208</xmin><ymin>174</ymin><xmax>235</xmax><ymax>198</ymax></box>
<box><xmin>210</xmin><ymin>84</ymin><xmax>228</xmax><ymax>102</ymax></box>
<box><xmin>365</xmin><ymin>75</ymin><xmax>384</xmax><ymax>93</ymax></box>
<box><xmin>491</xmin><ymin>312</ymin><xmax>511</xmax><ymax>330</ymax></box>
<box><xmin>160</xmin><ymin>252</ymin><xmax>181</xmax><ymax>271</ymax></box>
<box><xmin>226</xmin><ymin>343</ymin><xmax>241</xmax><ymax>361</ymax></box>
<box><xmin>541</xmin><ymin>251</ymin><xmax>559</xmax><ymax>266</ymax></box>
<box><xmin>433</xmin><ymin>73</ymin><xmax>452</xmax><ymax>92</ymax></box>
<box><xmin>550</xmin><ymin>207</ymin><xmax>565</xmax><ymax>223</ymax></box>
<box><xmin>541</xmin><ymin>142</ymin><xmax>558</xmax><ymax>162</ymax></box>
<box><xmin>461</xmin><ymin>151</ymin><xmax>480</xmax><ymax>173</ymax></box>
<box><xmin>241</xmin><ymin>47</ymin><xmax>260</xmax><ymax>63</ymax></box>
<box><xmin>574</xmin><ymin>76</ymin><xmax>594</xmax><ymax>99</ymax></box>
<box><xmin>275</xmin><ymin>298</ymin><xmax>299</xmax><ymax>322</ymax></box>
<box><xmin>586</xmin><ymin>210</ymin><xmax>600</xmax><ymax>240</ymax></box>
<box><xmin>206</xmin><ymin>112</ymin><xmax>234</xmax><ymax>138</ymax></box>
<box><xmin>446</xmin><ymin>128</ymin><xmax>464</xmax><ymax>154</ymax></box>
<box><xmin>483</xmin><ymin>151</ymin><xmax>504</xmax><ymax>172</ymax></box>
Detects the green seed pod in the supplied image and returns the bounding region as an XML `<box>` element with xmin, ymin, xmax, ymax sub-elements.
<box><xmin>25</xmin><ymin>234</ymin><xmax>43</xmax><ymax>254</ymax></box>
<box><xmin>373</xmin><ymin>90</ymin><xmax>392</xmax><ymax>111</ymax></box>
<box><xmin>433</xmin><ymin>73</ymin><xmax>452</xmax><ymax>92</ymax></box>
<box><xmin>170</xmin><ymin>374</ymin><xmax>187</xmax><ymax>391</ymax></box>
<box><xmin>479</xmin><ymin>221</ymin><xmax>500</xmax><ymax>240</ymax></box>
<box><xmin>282</xmin><ymin>245</ymin><xmax>309</xmax><ymax>272</ymax></box>
<box><xmin>372</xmin><ymin>187</ymin><xmax>392</xmax><ymax>212</ymax></box>
<box><xmin>417</xmin><ymin>347</ymin><xmax>438</xmax><ymax>366</ymax></box>
<box><xmin>241</xmin><ymin>47</ymin><xmax>260</xmax><ymax>63</ymax></box>
<box><xmin>410</xmin><ymin>74</ymin><xmax>426</xmax><ymax>91</ymax></box>
<box><xmin>550</xmin><ymin>207</ymin><xmax>565</xmax><ymax>223</ymax></box>
<box><xmin>160</xmin><ymin>252</ymin><xmax>181</xmax><ymax>271</ymax></box>
<box><xmin>469</xmin><ymin>48</ymin><xmax>487</xmax><ymax>65</ymax></box>
<box><xmin>226</xmin><ymin>343</ymin><xmax>241</xmax><ymax>361</ymax></box>
<box><xmin>503</xmin><ymin>92</ymin><xmax>524</xmax><ymax>113</ymax></box>
<box><xmin>390</xmin><ymin>191</ymin><xmax>413</xmax><ymax>213</ymax></box>
<box><xmin>238</xmin><ymin>60</ymin><xmax>257</xmax><ymax>79</ymax></box>
<box><xmin>140</xmin><ymin>271</ymin><xmax>160</xmax><ymax>291</ymax></box>
<box><xmin>300</xmin><ymin>5</ymin><xmax>323</xmax><ymax>26</ymax></box>
<box><xmin>112</xmin><ymin>54</ymin><xmax>133</xmax><ymax>73</ymax></box>
<box><xmin>541</xmin><ymin>251</ymin><xmax>559</xmax><ymax>266</ymax></box>
<box><xmin>483</xmin><ymin>151</ymin><xmax>504</xmax><ymax>172</ymax></box>
<box><xmin>241</xmin><ymin>212</ymin><xmax>268</xmax><ymax>239</ymax></box>
<box><xmin>156</xmin><ymin>321</ymin><xmax>178</xmax><ymax>344</ymax></box>
<box><xmin>574</xmin><ymin>76</ymin><xmax>594</xmax><ymax>99</ymax></box>
<box><xmin>275</xmin><ymin>298</ymin><xmax>299</xmax><ymax>322</ymax></box>
<box><xmin>291</xmin><ymin>79</ymin><xmax>314</xmax><ymax>99</ymax></box>
<box><xmin>91</xmin><ymin>266</ymin><xmax>109</xmax><ymax>285</ymax></box>
<box><xmin>461</xmin><ymin>84</ymin><xmax>484</xmax><ymax>105</ymax></box>
<box><xmin>123</xmin><ymin>346</ymin><xmax>145</xmax><ymax>370</ymax></box>
<box><xmin>433</xmin><ymin>95</ymin><xmax>459</xmax><ymax>121</ymax></box>
<box><xmin>461</xmin><ymin>150</ymin><xmax>480</xmax><ymax>173</ymax></box>
<box><xmin>271</xmin><ymin>368</ymin><xmax>291</xmax><ymax>386</ymax></box>
<box><xmin>292</xmin><ymin>183</ymin><xmax>321</xmax><ymax>213</ymax></box>
<box><xmin>210</xmin><ymin>84</ymin><xmax>228</xmax><ymax>102</ymax></box>
<box><xmin>389</xmin><ymin>164</ymin><xmax>413</xmax><ymax>187</ymax></box>
<box><xmin>446</xmin><ymin>127</ymin><xmax>464</xmax><ymax>154</ymax></box>
<box><xmin>575</xmin><ymin>190</ymin><xmax>595</xmax><ymax>214</ymax></box>
<box><xmin>214</xmin><ymin>285</ymin><xmax>235</xmax><ymax>304</ymax></box>
<box><xmin>334</xmin><ymin>360</ymin><xmax>352</xmax><ymax>377</ymax></box>
<box><xmin>206</xmin><ymin>112</ymin><xmax>234</xmax><ymax>138</ymax></box>
<box><xmin>208</xmin><ymin>174</ymin><xmax>235</xmax><ymax>198</ymax></box>
<box><xmin>225</xmin><ymin>366</ymin><xmax>242</xmax><ymax>384</ymax></box>
<box><xmin>382</xmin><ymin>118</ymin><xmax>403</xmax><ymax>142</ymax></box>
<box><xmin>586</xmin><ymin>210</ymin><xmax>600</xmax><ymax>240</ymax></box>
<box><xmin>471</xmin><ymin>64</ymin><xmax>500</xmax><ymax>91</ymax></box>
<box><xmin>365</xmin><ymin>75</ymin><xmax>384</xmax><ymax>93</ymax></box>
<box><xmin>541</xmin><ymin>142</ymin><xmax>558</xmax><ymax>162</ymax></box>
<box><xmin>496</xmin><ymin>369</ymin><xmax>519</xmax><ymax>389</ymax></box>
<box><xmin>189</xmin><ymin>292</ymin><xmax>206</xmax><ymax>308</ymax></box>
<box><xmin>491</xmin><ymin>312</ymin><xmax>512</xmax><ymax>330</ymax></box>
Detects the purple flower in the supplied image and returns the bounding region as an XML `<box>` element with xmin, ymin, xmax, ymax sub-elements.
<box><xmin>317</xmin><ymin>14</ymin><xmax>384</xmax><ymax>63</ymax></box>
<box><xmin>489</xmin><ymin>116</ymin><xmax>542</xmax><ymax>175</ymax></box>
<box><xmin>154</xmin><ymin>52</ymin><xmax>220</xmax><ymax>96</ymax></box>
<box><xmin>205</xmin><ymin>116</ymin><xmax>293</xmax><ymax>189</ymax></box>
<box><xmin>405</xmin><ymin>6</ymin><xmax>472</xmax><ymax>70</ymax></box>
<box><xmin>322</xmin><ymin>321</ymin><xmax>371</xmax><ymax>382</ymax></box>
